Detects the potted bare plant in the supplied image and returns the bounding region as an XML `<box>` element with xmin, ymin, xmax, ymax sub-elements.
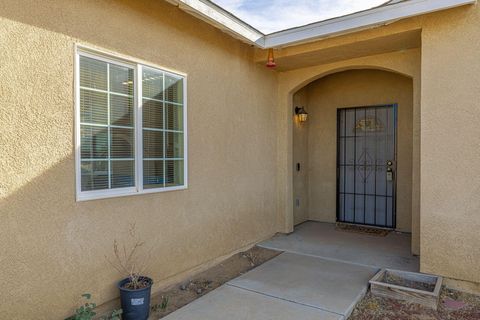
<box><xmin>107</xmin><ymin>224</ymin><xmax>152</xmax><ymax>320</ymax></box>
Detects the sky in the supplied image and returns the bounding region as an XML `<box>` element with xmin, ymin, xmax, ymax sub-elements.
<box><xmin>211</xmin><ymin>0</ymin><xmax>389</xmax><ymax>34</ymax></box>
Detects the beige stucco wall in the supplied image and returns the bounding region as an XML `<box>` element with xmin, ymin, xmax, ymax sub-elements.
<box><xmin>292</xmin><ymin>88</ymin><xmax>309</xmax><ymax>225</ymax></box>
<box><xmin>300</xmin><ymin>70</ymin><xmax>413</xmax><ymax>231</ymax></box>
<box><xmin>1</xmin><ymin>2</ymin><xmax>480</xmax><ymax>318</ymax></box>
<box><xmin>419</xmin><ymin>4</ymin><xmax>480</xmax><ymax>284</ymax></box>
<box><xmin>0</xmin><ymin>0</ymin><xmax>279</xmax><ymax>318</ymax></box>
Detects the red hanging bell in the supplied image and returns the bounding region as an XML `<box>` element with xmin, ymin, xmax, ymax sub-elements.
<box><xmin>266</xmin><ymin>48</ymin><xmax>276</xmax><ymax>68</ymax></box>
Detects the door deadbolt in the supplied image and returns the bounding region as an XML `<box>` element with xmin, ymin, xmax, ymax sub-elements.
<box><xmin>386</xmin><ymin>160</ymin><xmax>393</xmax><ymax>166</ymax></box>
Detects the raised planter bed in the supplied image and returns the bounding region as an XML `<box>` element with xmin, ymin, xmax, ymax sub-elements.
<box><xmin>369</xmin><ymin>269</ymin><xmax>442</xmax><ymax>310</ymax></box>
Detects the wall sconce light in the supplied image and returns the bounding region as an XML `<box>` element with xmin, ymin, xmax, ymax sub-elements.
<box><xmin>295</xmin><ymin>106</ymin><xmax>308</xmax><ymax>122</ymax></box>
<box><xmin>266</xmin><ymin>48</ymin><xmax>276</xmax><ymax>68</ymax></box>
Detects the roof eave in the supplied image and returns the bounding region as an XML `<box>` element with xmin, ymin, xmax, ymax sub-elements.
<box><xmin>166</xmin><ymin>0</ymin><xmax>477</xmax><ymax>49</ymax></box>
<box><xmin>165</xmin><ymin>0</ymin><xmax>265</xmax><ymax>46</ymax></box>
<box><xmin>265</xmin><ymin>0</ymin><xmax>477</xmax><ymax>48</ymax></box>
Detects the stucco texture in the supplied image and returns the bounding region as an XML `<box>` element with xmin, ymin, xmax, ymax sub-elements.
<box><xmin>293</xmin><ymin>70</ymin><xmax>413</xmax><ymax>232</ymax></box>
<box><xmin>277</xmin><ymin>3</ymin><xmax>480</xmax><ymax>286</ymax></box>
<box><xmin>0</xmin><ymin>0</ymin><xmax>278</xmax><ymax>319</ymax></box>
<box><xmin>419</xmin><ymin>4</ymin><xmax>480</xmax><ymax>284</ymax></box>
<box><xmin>292</xmin><ymin>88</ymin><xmax>309</xmax><ymax>225</ymax></box>
<box><xmin>2</xmin><ymin>0</ymin><xmax>480</xmax><ymax>317</ymax></box>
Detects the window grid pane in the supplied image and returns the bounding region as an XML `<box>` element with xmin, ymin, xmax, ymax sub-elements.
<box><xmin>81</xmin><ymin>160</ymin><xmax>109</xmax><ymax>191</ymax></box>
<box><xmin>111</xmin><ymin>160</ymin><xmax>135</xmax><ymax>189</ymax></box>
<box><xmin>80</xmin><ymin>125</ymin><xmax>108</xmax><ymax>159</ymax></box>
<box><xmin>80</xmin><ymin>56</ymin><xmax>107</xmax><ymax>90</ymax></box>
<box><xmin>143</xmin><ymin>160</ymin><xmax>164</xmax><ymax>189</ymax></box>
<box><xmin>80</xmin><ymin>89</ymin><xmax>108</xmax><ymax>124</ymax></box>
<box><xmin>80</xmin><ymin>56</ymin><xmax>135</xmax><ymax>192</ymax></box>
<box><xmin>142</xmin><ymin>69</ymin><xmax>184</xmax><ymax>189</ymax></box>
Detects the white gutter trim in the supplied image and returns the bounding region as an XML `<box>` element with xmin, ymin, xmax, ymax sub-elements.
<box><xmin>166</xmin><ymin>0</ymin><xmax>264</xmax><ymax>46</ymax></box>
<box><xmin>166</xmin><ymin>0</ymin><xmax>476</xmax><ymax>49</ymax></box>
<box><xmin>264</xmin><ymin>0</ymin><xmax>476</xmax><ymax>48</ymax></box>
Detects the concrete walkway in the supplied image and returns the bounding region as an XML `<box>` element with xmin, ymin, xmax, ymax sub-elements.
<box><xmin>162</xmin><ymin>284</ymin><xmax>342</xmax><ymax>320</ymax></box>
<box><xmin>259</xmin><ymin>221</ymin><xmax>419</xmax><ymax>271</ymax></box>
<box><xmin>163</xmin><ymin>222</ymin><xmax>417</xmax><ymax>320</ymax></box>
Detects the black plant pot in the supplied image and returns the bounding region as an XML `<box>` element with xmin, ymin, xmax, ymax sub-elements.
<box><xmin>118</xmin><ymin>276</ymin><xmax>153</xmax><ymax>320</ymax></box>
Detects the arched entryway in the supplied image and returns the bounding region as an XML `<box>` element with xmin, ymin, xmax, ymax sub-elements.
<box><xmin>292</xmin><ymin>69</ymin><xmax>413</xmax><ymax>233</ymax></box>
<box><xmin>275</xmin><ymin>51</ymin><xmax>421</xmax><ymax>254</ymax></box>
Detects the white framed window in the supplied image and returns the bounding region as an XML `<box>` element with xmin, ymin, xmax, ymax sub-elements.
<box><xmin>75</xmin><ymin>47</ymin><xmax>187</xmax><ymax>201</ymax></box>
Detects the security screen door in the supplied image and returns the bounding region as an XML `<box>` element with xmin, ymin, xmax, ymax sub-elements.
<box><xmin>337</xmin><ymin>105</ymin><xmax>397</xmax><ymax>228</ymax></box>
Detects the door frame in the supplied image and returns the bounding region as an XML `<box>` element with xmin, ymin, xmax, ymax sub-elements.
<box><xmin>336</xmin><ymin>104</ymin><xmax>398</xmax><ymax>229</ymax></box>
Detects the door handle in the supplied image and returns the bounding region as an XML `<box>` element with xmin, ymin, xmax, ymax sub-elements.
<box><xmin>386</xmin><ymin>167</ymin><xmax>394</xmax><ymax>181</ymax></box>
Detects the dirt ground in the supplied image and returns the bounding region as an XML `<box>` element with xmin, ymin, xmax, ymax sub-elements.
<box><xmin>148</xmin><ymin>246</ymin><xmax>281</xmax><ymax>319</ymax></box>
<box><xmin>350</xmin><ymin>286</ymin><xmax>480</xmax><ymax>320</ymax></box>
<box><xmin>97</xmin><ymin>245</ymin><xmax>479</xmax><ymax>320</ymax></box>
<box><xmin>382</xmin><ymin>272</ymin><xmax>436</xmax><ymax>292</ymax></box>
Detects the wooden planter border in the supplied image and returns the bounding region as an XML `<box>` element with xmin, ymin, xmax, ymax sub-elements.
<box><xmin>369</xmin><ymin>268</ymin><xmax>443</xmax><ymax>310</ymax></box>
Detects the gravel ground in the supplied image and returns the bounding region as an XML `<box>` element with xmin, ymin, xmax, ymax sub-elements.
<box><xmin>350</xmin><ymin>286</ymin><xmax>480</xmax><ymax>320</ymax></box>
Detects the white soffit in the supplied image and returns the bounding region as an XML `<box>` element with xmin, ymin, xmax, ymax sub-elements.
<box><xmin>166</xmin><ymin>0</ymin><xmax>476</xmax><ymax>48</ymax></box>
<box><xmin>165</xmin><ymin>0</ymin><xmax>264</xmax><ymax>46</ymax></box>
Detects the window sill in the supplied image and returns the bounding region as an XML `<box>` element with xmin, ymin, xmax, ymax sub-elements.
<box><xmin>76</xmin><ymin>185</ymin><xmax>188</xmax><ymax>202</ymax></box>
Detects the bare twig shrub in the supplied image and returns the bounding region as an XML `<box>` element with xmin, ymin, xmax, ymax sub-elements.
<box><xmin>106</xmin><ymin>223</ymin><xmax>152</xmax><ymax>289</ymax></box>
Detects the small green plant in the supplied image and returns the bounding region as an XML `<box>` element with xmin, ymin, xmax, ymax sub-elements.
<box><xmin>65</xmin><ymin>294</ymin><xmax>96</xmax><ymax>320</ymax></box>
<box><xmin>161</xmin><ymin>296</ymin><xmax>169</xmax><ymax>311</ymax></box>
<box><xmin>99</xmin><ymin>308</ymin><xmax>122</xmax><ymax>320</ymax></box>
<box><xmin>151</xmin><ymin>295</ymin><xmax>169</xmax><ymax>313</ymax></box>
<box><xmin>66</xmin><ymin>294</ymin><xmax>122</xmax><ymax>320</ymax></box>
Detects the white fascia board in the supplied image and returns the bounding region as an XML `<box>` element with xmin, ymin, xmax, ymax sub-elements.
<box><xmin>166</xmin><ymin>0</ymin><xmax>475</xmax><ymax>48</ymax></box>
<box><xmin>264</xmin><ymin>0</ymin><xmax>477</xmax><ymax>48</ymax></box>
<box><xmin>166</xmin><ymin>0</ymin><xmax>264</xmax><ymax>46</ymax></box>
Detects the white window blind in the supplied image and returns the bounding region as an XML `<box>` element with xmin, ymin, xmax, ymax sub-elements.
<box><xmin>76</xmin><ymin>49</ymin><xmax>187</xmax><ymax>201</ymax></box>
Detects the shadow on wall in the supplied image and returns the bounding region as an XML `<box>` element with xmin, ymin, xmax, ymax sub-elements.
<box><xmin>0</xmin><ymin>136</ymin><xmax>278</xmax><ymax>319</ymax></box>
<box><xmin>0</xmin><ymin>0</ymin><xmax>254</xmax><ymax>65</ymax></box>
<box><xmin>0</xmin><ymin>149</ymin><xmax>254</xmax><ymax>319</ymax></box>
<box><xmin>289</xmin><ymin>65</ymin><xmax>414</xmax><ymax>101</ymax></box>
<box><xmin>0</xmin><ymin>155</ymin><xmax>167</xmax><ymax>319</ymax></box>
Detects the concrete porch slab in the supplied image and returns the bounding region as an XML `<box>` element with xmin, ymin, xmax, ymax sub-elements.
<box><xmin>258</xmin><ymin>221</ymin><xmax>419</xmax><ymax>271</ymax></box>
<box><xmin>228</xmin><ymin>252</ymin><xmax>378</xmax><ymax>318</ymax></box>
<box><xmin>161</xmin><ymin>284</ymin><xmax>343</xmax><ymax>320</ymax></box>
<box><xmin>161</xmin><ymin>222</ymin><xmax>418</xmax><ymax>320</ymax></box>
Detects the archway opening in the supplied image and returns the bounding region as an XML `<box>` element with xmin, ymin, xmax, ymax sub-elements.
<box><xmin>292</xmin><ymin>69</ymin><xmax>414</xmax><ymax>235</ymax></box>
